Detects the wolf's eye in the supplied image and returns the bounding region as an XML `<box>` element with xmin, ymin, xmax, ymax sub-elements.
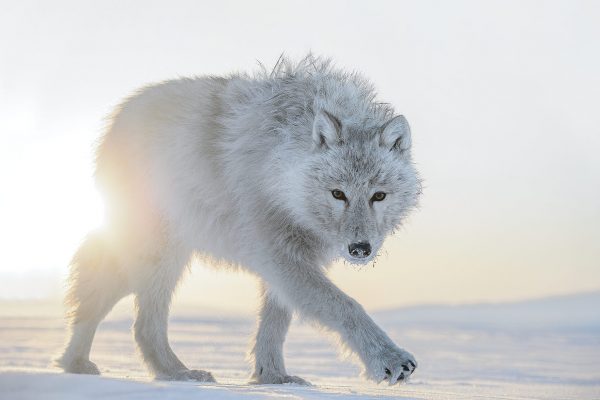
<box><xmin>331</xmin><ymin>189</ymin><xmax>347</xmax><ymax>201</ymax></box>
<box><xmin>371</xmin><ymin>192</ymin><xmax>386</xmax><ymax>202</ymax></box>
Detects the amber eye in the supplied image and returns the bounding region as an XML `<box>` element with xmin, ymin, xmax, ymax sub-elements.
<box><xmin>331</xmin><ymin>189</ymin><xmax>347</xmax><ymax>201</ymax></box>
<box><xmin>371</xmin><ymin>192</ymin><xmax>386</xmax><ymax>202</ymax></box>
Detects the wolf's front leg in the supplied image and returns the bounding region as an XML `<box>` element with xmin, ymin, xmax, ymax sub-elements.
<box><xmin>266</xmin><ymin>262</ymin><xmax>417</xmax><ymax>385</ymax></box>
<box><xmin>249</xmin><ymin>286</ymin><xmax>310</xmax><ymax>385</ymax></box>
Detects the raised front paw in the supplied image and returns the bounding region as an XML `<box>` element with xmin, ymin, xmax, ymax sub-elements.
<box><xmin>367</xmin><ymin>346</ymin><xmax>418</xmax><ymax>385</ymax></box>
<box><xmin>250</xmin><ymin>369</ymin><xmax>311</xmax><ymax>385</ymax></box>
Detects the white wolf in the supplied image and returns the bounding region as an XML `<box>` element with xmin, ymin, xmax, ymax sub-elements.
<box><xmin>57</xmin><ymin>55</ymin><xmax>422</xmax><ymax>386</ymax></box>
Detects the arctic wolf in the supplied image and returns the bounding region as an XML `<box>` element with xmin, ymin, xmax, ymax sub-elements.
<box><xmin>57</xmin><ymin>55</ymin><xmax>422</xmax><ymax>386</ymax></box>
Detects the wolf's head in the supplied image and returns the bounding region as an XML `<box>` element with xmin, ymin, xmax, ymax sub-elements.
<box><xmin>297</xmin><ymin>109</ymin><xmax>421</xmax><ymax>265</ymax></box>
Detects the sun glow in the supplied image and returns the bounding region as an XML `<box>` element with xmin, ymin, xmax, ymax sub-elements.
<box><xmin>0</xmin><ymin>130</ymin><xmax>105</xmax><ymax>298</ymax></box>
<box><xmin>1</xmin><ymin>0</ymin><xmax>600</xmax><ymax>308</ymax></box>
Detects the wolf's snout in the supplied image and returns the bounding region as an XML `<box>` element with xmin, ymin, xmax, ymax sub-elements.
<box><xmin>348</xmin><ymin>242</ymin><xmax>371</xmax><ymax>258</ymax></box>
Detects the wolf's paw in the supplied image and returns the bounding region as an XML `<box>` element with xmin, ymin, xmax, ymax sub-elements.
<box><xmin>159</xmin><ymin>369</ymin><xmax>216</xmax><ymax>382</ymax></box>
<box><xmin>367</xmin><ymin>346</ymin><xmax>417</xmax><ymax>385</ymax></box>
<box><xmin>60</xmin><ymin>358</ymin><xmax>101</xmax><ymax>375</ymax></box>
<box><xmin>251</xmin><ymin>370</ymin><xmax>311</xmax><ymax>385</ymax></box>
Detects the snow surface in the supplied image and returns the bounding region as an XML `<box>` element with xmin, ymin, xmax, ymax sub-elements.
<box><xmin>1</xmin><ymin>292</ymin><xmax>599</xmax><ymax>399</ymax></box>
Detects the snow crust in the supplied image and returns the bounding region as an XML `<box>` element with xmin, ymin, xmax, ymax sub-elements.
<box><xmin>1</xmin><ymin>292</ymin><xmax>599</xmax><ymax>399</ymax></box>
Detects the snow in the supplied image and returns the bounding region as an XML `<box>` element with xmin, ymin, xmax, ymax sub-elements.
<box><xmin>1</xmin><ymin>292</ymin><xmax>599</xmax><ymax>399</ymax></box>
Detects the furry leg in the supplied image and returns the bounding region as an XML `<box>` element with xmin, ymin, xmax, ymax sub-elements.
<box><xmin>59</xmin><ymin>319</ymin><xmax>104</xmax><ymax>374</ymax></box>
<box><xmin>57</xmin><ymin>232</ymin><xmax>129</xmax><ymax>374</ymax></box>
<box><xmin>264</xmin><ymin>260</ymin><xmax>417</xmax><ymax>385</ymax></box>
<box><xmin>133</xmin><ymin>249</ymin><xmax>215</xmax><ymax>382</ymax></box>
<box><xmin>249</xmin><ymin>285</ymin><xmax>309</xmax><ymax>385</ymax></box>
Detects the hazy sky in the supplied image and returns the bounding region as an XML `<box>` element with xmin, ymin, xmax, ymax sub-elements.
<box><xmin>1</xmin><ymin>0</ymin><xmax>599</xmax><ymax>312</ymax></box>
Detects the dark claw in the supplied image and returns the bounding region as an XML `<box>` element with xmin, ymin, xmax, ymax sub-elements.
<box><xmin>384</xmin><ymin>368</ymin><xmax>391</xmax><ymax>378</ymax></box>
<box><xmin>399</xmin><ymin>372</ymin><xmax>404</xmax><ymax>381</ymax></box>
<box><xmin>402</xmin><ymin>365</ymin><xmax>410</xmax><ymax>371</ymax></box>
<box><xmin>408</xmin><ymin>360</ymin><xmax>416</xmax><ymax>371</ymax></box>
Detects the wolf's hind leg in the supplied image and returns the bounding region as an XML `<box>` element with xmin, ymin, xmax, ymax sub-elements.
<box><xmin>133</xmin><ymin>249</ymin><xmax>215</xmax><ymax>382</ymax></box>
<box><xmin>57</xmin><ymin>232</ymin><xmax>129</xmax><ymax>374</ymax></box>
<box><xmin>59</xmin><ymin>319</ymin><xmax>107</xmax><ymax>374</ymax></box>
<box><xmin>249</xmin><ymin>285</ymin><xmax>309</xmax><ymax>385</ymax></box>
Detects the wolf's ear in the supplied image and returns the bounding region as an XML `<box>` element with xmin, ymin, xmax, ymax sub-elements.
<box><xmin>312</xmin><ymin>110</ymin><xmax>342</xmax><ymax>150</ymax></box>
<box><xmin>380</xmin><ymin>115</ymin><xmax>412</xmax><ymax>154</ymax></box>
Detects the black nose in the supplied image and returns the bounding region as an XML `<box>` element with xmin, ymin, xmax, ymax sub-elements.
<box><xmin>348</xmin><ymin>242</ymin><xmax>371</xmax><ymax>258</ymax></box>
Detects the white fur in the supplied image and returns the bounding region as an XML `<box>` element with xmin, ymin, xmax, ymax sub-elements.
<box><xmin>57</xmin><ymin>55</ymin><xmax>422</xmax><ymax>386</ymax></box>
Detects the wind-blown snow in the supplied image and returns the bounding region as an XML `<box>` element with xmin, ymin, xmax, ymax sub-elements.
<box><xmin>1</xmin><ymin>292</ymin><xmax>599</xmax><ymax>399</ymax></box>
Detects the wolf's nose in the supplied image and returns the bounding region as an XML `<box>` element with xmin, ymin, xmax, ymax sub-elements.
<box><xmin>348</xmin><ymin>242</ymin><xmax>371</xmax><ymax>258</ymax></box>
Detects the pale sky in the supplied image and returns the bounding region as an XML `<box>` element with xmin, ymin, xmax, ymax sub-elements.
<box><xmin>1</xmin><ymin>0</ymin><xmax>599</xmax><ymax>312</ymax></box>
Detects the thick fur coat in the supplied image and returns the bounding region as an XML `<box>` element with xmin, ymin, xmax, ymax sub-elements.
<box><xmin>57</xmin><ymin>55</ymin><xmax>422</xmax><ymax>386</ymax></box>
